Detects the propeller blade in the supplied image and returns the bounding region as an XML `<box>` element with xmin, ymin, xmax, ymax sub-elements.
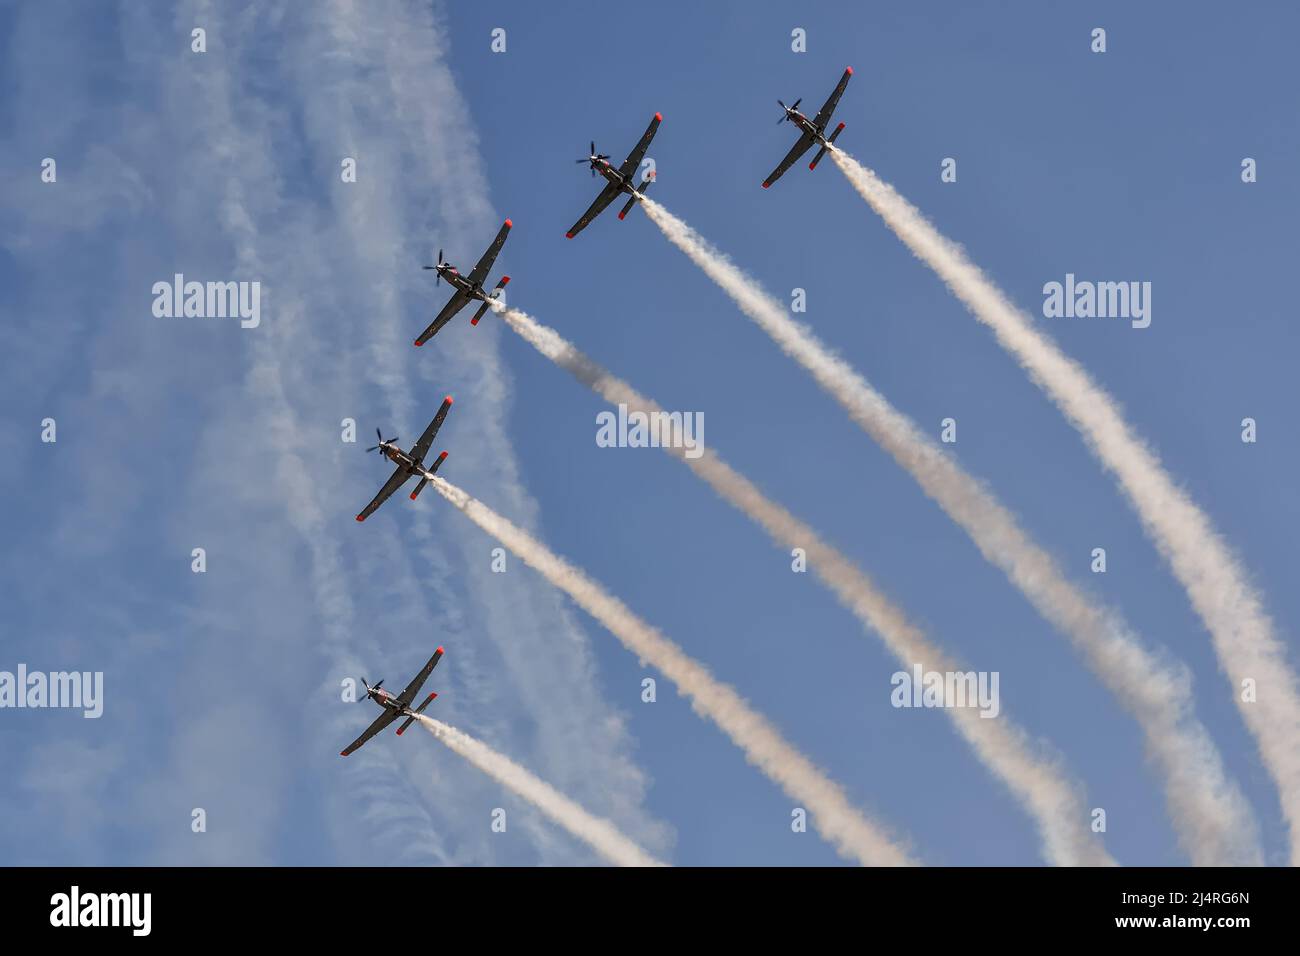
<box><xmin>374</xmin><ymin>680</ymin><xmax>384</xmax><ymax>691</ymax></box>
<box><xmin>365</xmin><ymin>445</ymin><xmax>379</xmax><ymax>453</ymax></box>
<box><xmin>590</xmin><ymin>141</ymin><xmax>596</xmax><ymax>156</ymax></box>
<box><xmin>792</xmin><ymin>98</ymin><xmax>801</xmax><ymax>110</ymax></box>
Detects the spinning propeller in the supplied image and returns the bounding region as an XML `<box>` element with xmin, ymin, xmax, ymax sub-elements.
<box><xmin>361</xmin><ymin>678</ymin><xmax>385</xmax><ymax>698</ymax></box>
<box><xmin>366</xmin><ymin>428</ymin><xmax>398</xmax><ymax>453</ymax></box>
<box><xmin>777</xmin><ymin>98</ymin><xmax>802</xmax><ymax>123</ymax></box>
<box><xmin>576</xmin><ymin>141</ymin><xmax>611</xmax><ymax>176</ymax></box>
<box><xmin>422</xmin><ymin>249</ymin><xmax>447</xmax><ymax>285</ymax></box>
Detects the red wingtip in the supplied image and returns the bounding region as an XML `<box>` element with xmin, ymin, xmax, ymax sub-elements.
<box><xmin>504</xmin><ymin>218</ymin><xmax>512</xmax><ymax>228</ymax></box>
<box><xmin>355</xmin><ymin>515</ymin><xmax>365</xmax><ymax>522</ymax></box>
<box><xmin>409</xmin><ymin>492</ymin><xmax>418</xmax><ymax>500</ymax></box>
<box><xmin>654</xmin><ymin>112</ymin><xmax>662</xmax><ymax>122</ymax></box>
<box><xmin>413</xmin><ymin>339</ymin><xmax>423</xmax><ymax>347</ymax></box>
<box><xmin>437</xmin><ymin>451</ymin><xmax>448</xmax><ymax>460</ymax></box>
<box><xmin>436</xmin><ymin>646</ymin><xmax>445</xmax><ymax>654</ymax></box>
<box><xmin>444</xmin><ymin>395</ymin><xmax>453</xmax><ymax>406</ymax></box>
<box><xmin>565</xmin><ymin>232</ymin><xmax>575</xmax><ymax>239</ymax></box>
<box><xmin>837</xmin><ymin>122</ymin><xmax>845</xmax><ymax>130</ymax></box>
<box><xmin>340</xmin><ymin>751</ymin><xmax>349</xmax><ymax>756</ymax></box>
<box><xmin>809</xmin><ymin>162</ymin><xmax>816</xmax><ymax>169</ymax></box>
<box><xmin>618</xmin><ymin>211</ymin><xmax>627</xmax><ymax>220</ymax></box>
<box><xmin>501</xmin><ymin>275</ymin><xmax>510</xmax><ymax>284</ymax></box>
<box><xmin>762</xmin><ymin>182</ymin><xmax>770</xmax><ymax>189</ymax></box>
<box><xmin>846</xmin><ymin>66</ymin><xmax>853</xmax><ymax>75</ymax></box>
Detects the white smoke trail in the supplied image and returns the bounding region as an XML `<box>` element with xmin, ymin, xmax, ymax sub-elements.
<box><xmin>828</xmin><ymin>147</ymin><xmax>1298</xmax><ymax>861</ymax></box>
<box><xmin>494</xmin><ymin>303</ymin><xmax>1110</xmax><ymax>867</ymax></box>
<box><xmin>639</xmin><ymin>201</ymin><xmax>1262</xmax><ymax>865</ymax></box>
<box><xmin>427</xmin><ymin>475</ymin><xmax>915</xmax><ymax>866</ymax></box>
<box><xmin>415</xmin><ymin>716</ymin><xmax>664</xmax><ymax>867</ymax></box>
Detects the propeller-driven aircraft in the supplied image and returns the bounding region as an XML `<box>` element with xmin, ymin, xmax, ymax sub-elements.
<box><xmin>565</xmin><ymin>113</ymin><xmax>661</xmax><ymax>238</ymax></box>
<box><xmin>762</xmin><ymin>68</ymin><xmax>853</xmax><ymax>188</ymax></box>
<box><xmin>416</xmin><ymin>220</ymin><xmax>513</xmax><ymax>346</ymax></box>
<box><xmin>340</xmin><ymin>647</ymin><xmax>445</xmax><ymax>756</ymax></box>
<box><xmin>355</xmin><ymin>396</ymin><xmax>453</xmax><ymax>522</ymax></box>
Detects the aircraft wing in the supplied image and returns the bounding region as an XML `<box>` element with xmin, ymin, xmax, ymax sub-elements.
<box><xmin>812</xmin><ymin>68</ymin><xmax>853</xmax><ymax>131</ymax></box>
<box><xmin>617</xmin><ymin>113</ymin><xmax>662</xmax><ymax>181</ymax></box>
<box><xmin>340</xmin><ymin>708</ymin><xmax>401</xmax><ymax>756</ymax></box>
<box><xmin>565</xmin><ymin>181</ymin><xmax>623</xmax><ymax>239</ymax></box>
<box><xmin>466</xmin><ymin>220</ymin><xmax>512</xmax><ymax>287</ymax></box>
<box><xmin>762</xmin><ymin>130</ymin><xmax>816</xmax><ymax>188</ymax></box>
<box><xmin>410</xmin><ymin>396</ymin><xmax>453</xmax><ymax>464</ymax></box>
<box><xmin>397</xmin><ymin>646</ymin><xmax>445</xmax><ymax>707</ymax></box>
<box><xmin>414</xmin><ymin>290</ymin><xmax>472</xmax><ymax>347</ymax></box>
<box><xmin>356</xmin><ymin>464</ymin><xmax>411</xmax><ymax>522</ymax></box>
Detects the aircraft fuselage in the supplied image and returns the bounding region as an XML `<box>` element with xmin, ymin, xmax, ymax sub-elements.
<box><xmin>788</xmin><ymin>110</ymin><xmax>830</xmax><ymax>144</ymax></box>
<box><xmin>435</xmin><ymin>266</ymin><xmax>488</xmax><ymax>301</ymax></box>
<box><xmin>379</xmin><ymin>445</ymin><xmax>419</xmax><ymax>471</ymax></box>
<box><xmin>367</xmin><ymin>691</ymin><xmax>416</xmax><ymax>717</ymax></box>
<box><xmin>592</xmin><ymin>160</ymin><xmax>636</xmax><ymax>195</ymax></box>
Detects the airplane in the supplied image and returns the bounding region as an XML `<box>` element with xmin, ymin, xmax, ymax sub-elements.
<box><xmin>340</xmin><ymin>646</ymin><xmax>445</xmax><ymax>756</ymax></box>
<box><xmin>416</xmin><ymin>219</ymin><xmax>513</xmax><ymax>346</ymax></box>
<box><xmin>565</xmin><ymin>113</ymin><xmax>662</xmax><ymax>239</ymax></box>
<box><xmin>355</xmin><ymin>396</ymin><xmax>453</xmax><ymax>522</ymax></box>
<box><xmin>762</xmin><ymin>67</ymin><xmax>853</xmax><ymax>189</ymax></box>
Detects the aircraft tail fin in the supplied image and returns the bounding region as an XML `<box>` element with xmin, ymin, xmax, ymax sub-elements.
<box><xmin>809</xmin><ymin>124</ymin><xmax>845</xmax><ymax>171</ymax></box>
<box><xmin>395</xmin><ymin>692</ymin><xmax>438</xmax><ymax>736</ymax></box>
<box><xmin>471</xmin><ymin>277</ymin><xmax>510</xmax><ymax>326</ymax></box>
<box><xmin>410</xmin><ymin>452</ymin><xmax>448</xmax><ymax>499</ymax></box>
<box><xmin>617</xmin><ymin>175</ymin><xmax>653</xmax><ymax>220</ymax></box>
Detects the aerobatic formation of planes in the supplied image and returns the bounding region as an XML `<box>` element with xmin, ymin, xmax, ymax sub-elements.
<box><xmin>342</xmin><ymin>68</ymin><xmax>852</xmax><ymax>756</ymax></box>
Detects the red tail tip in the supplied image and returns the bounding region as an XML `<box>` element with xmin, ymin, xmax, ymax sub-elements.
<box><xmin>837</xmin><ymin>122</ymin><xmax>845</xmax><ymax>130</ymax></box>
<box><xmin>437</xmin><ymin>451</ymin><xmax>448</xmax><ymax>460</ymax></box>
<box><xmin>846</xmin><ymin>66</ymin><xmax>853</xmax><ymax>75</ymax></box>
<box><xmin>618</xmin><ymin>211</ymin><xmax>627</xmax><ymax>220</ymax></box>
<box><xmin>503</xmin><ymin>218</ymin><xmax>512</xmax><ymax>228</ymax></box>
<box><xmin>654</xmin><ymin>112</ymin><xmax>662</xmax><ymax>122</ymax></box>
<box><xmin>501</xmin><ymin>276</ymin><xmax>510</xmax><ymax>284</ymax></box>
<box><xmin>409</xmin><ymin>492</ymin><xmax>418</xmax><ymax>499</ymax></box>
<box><xmin>809</xmin><ymin>162</ymin><xmax>816</xmax><ymax>169</ymax></box>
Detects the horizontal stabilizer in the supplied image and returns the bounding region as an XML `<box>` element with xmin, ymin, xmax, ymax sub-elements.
<box><xmin>395</xmin><ymin>692</ymin><xmax>438</xmax><ymax>736</ymax></box>
<box><xmin>809</xmin><ymin>124</ymin><xmax>844</xmax><ymax>171</ymax></box>
<box><xmin>618</xmin><ymin>176</ymin><xmax>653</xmax><ymax>220</ymax></box>
<box><xmin>471</xmin><ymin>276</ymin><xmax>510</xmax><ymax>326</ymax></box>
<box><xmin>421</xmin><ymin>450</ymin><xmax>449</xmax><ymax>481</ymax></box>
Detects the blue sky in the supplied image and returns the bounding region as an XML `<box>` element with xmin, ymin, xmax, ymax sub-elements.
<box><xmin>1</xmin><ymin>1</ymin><xmax>1297</xmax><ymax>866</ymax></box>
